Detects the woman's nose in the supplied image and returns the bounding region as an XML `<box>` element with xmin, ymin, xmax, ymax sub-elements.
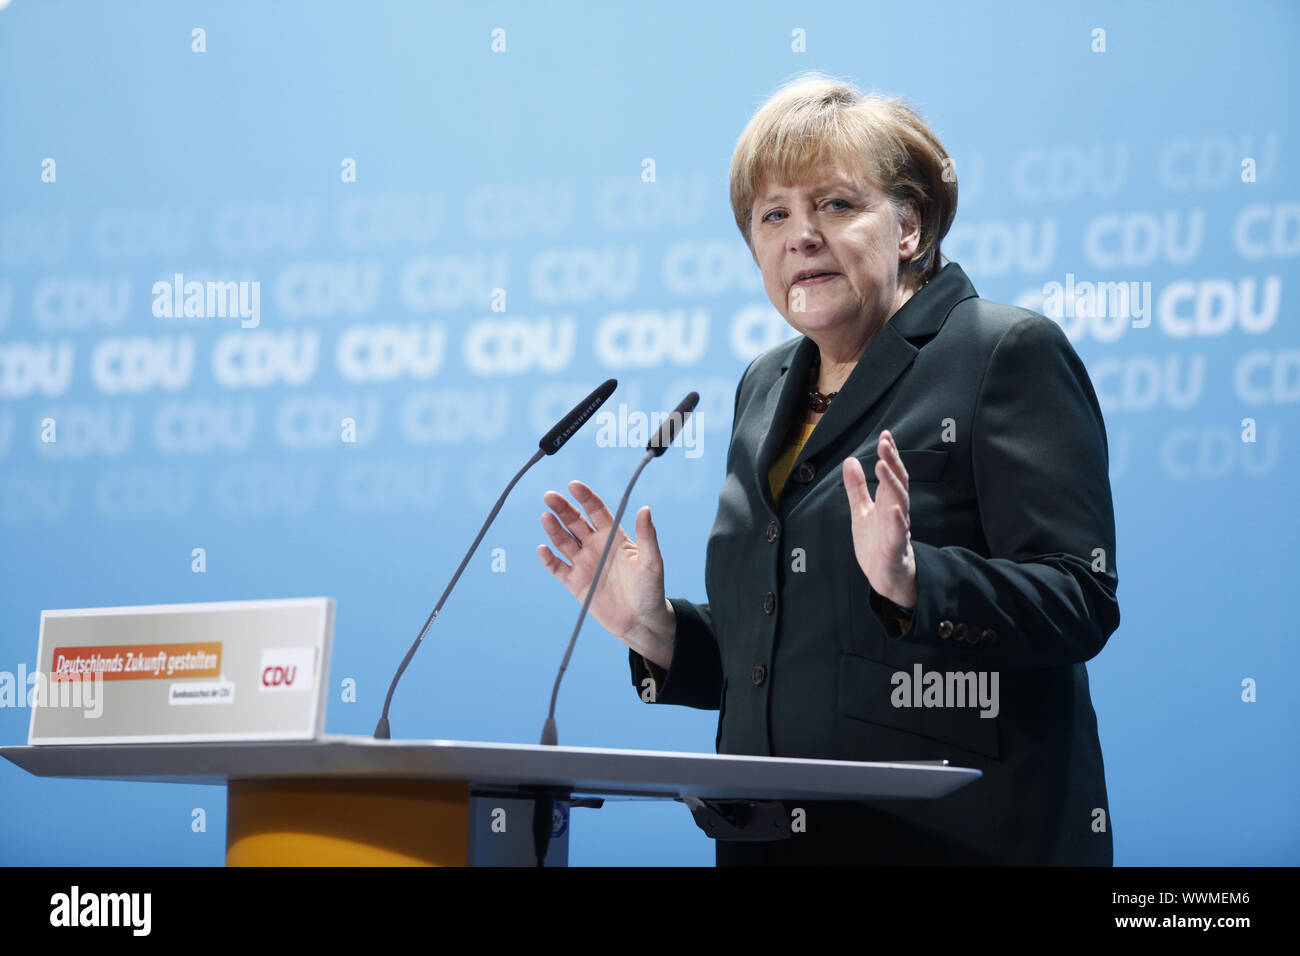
<box><xmin>787</xmin><ymin>214</ymin><xmax>823</xmax><ymax>251</ymax></box>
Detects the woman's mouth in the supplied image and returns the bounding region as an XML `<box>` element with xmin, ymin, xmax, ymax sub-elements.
<box><xmin>794</xmin><ymin>272</ymin><xmax>839</xmax><ymax>286</ymax></box>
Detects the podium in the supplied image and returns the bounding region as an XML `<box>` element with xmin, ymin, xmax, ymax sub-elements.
<box><xmin>0</xmin><ymin>735</ymin><xmax>980</xmax><ymax>866</ymax></box>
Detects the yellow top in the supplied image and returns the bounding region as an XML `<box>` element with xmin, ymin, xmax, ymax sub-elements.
<box><xmin>768</xmin><ymin>421</ymin><xmax>818</xmax><ymax>503</ymax></box>
<box><xmin>638</xmin><ymin>417</ymin><xmax>912</xmax><ymax>687</ymax></box>
<box><xmin>641</xmin><ymin>419</ymin><xmax>820</xmax><ymax>688</ymax></box>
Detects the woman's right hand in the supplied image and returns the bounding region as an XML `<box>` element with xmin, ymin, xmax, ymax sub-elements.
<box><xmin>538</xmin><ymin>480</ymin><xmax>676</xmax><ymax>669</ymax></box>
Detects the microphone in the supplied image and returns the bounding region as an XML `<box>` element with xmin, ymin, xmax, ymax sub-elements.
<box><xmin>539</xmin><ymin>391</ymin><xmax>698</xmax><ymax>748</ymax></box>
<box><xmin>373</xmin><ymin>378</ymin><xmax>617</xmax><ymax>739</ymax></box>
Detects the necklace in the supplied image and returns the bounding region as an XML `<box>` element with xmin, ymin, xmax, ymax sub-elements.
<box><xmin>807</xmin><ymin>358</ymin><xmax>838</xmax><ymax>412</ymax></box>
<box><xmin>805</xmin><ymin>280</ymin><xmax>933</xmax><ymax>413</ymax></box>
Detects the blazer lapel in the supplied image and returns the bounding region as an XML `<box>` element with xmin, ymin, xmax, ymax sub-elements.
<box><xmin>794</xmin><ymin>324</ymin><xmax>918</xmax><ymax>468</ymax></box>
<box><xmin>752</xmin><ymin>334</ymin><xmax>817</xmax><ymax>507</ymax></box>
<box><xmin>750</xmin><ymin>263</ymin><xmax>980</xmax><ymax>510</ymax></box>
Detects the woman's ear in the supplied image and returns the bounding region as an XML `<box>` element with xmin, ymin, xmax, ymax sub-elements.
<box><xmin>895</xmin><ymin>198</ymin><xmax>927</xmax><ymax>290</ymax></box>
<box><xmin>897</xmin><ymin>197</ymin><xmax>922</xmax><ymax>259</ymax></box>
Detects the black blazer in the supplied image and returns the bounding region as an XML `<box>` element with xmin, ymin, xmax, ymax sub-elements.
<box><xmin>630</xmin><ymin>262</ymin><xmax>1120</xmax><ymax>865</ymax></box>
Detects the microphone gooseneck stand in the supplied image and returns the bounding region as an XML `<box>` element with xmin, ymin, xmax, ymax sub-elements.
<box><xmin>531</xmin><ymin>393</ymin><xmax>699</xmax><ymax>866</ymax></box>
<box><xmin>373</xmin><ymin>378</ymin><xmax>617</xmax><ymax>740</ymax></box>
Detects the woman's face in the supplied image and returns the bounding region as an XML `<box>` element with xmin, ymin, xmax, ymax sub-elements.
<box><xmin>751</xmin><ymin>163</ymin><xmax>921</xmax><ymax>348</ymax></box>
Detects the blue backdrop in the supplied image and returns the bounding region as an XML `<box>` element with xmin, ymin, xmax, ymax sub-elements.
<box><xmin>1</xmin><ymin>0</ymin><xmax>1296</xmax><ymax>866</ymax></box>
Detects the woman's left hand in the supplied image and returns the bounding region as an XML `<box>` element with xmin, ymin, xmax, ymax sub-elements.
<box><xmin>843</xmin><ymin>429</ymin><xmax>918</xmax><ymax>608</ymax></box>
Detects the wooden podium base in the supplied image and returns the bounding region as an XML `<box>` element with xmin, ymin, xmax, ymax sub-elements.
<box><xmin>226</xmin><ymin>778</ymin><xmax>471</xmax><ymax>866</ymax></box>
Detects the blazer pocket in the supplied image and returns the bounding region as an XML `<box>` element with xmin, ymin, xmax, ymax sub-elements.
<box><xmin>837</xmin><ymin>653</ymin><xmax>1000</xmax><ymax>759</ymax></box>
<box><xmin>714</xmin><ymin>677</ymin><xmax>729</xmax><ymax>752</ymax></box>
<box><xmin>854</xmin><ymin>448</ymin><xmax>949</xmax><ymax>483</ymax></box>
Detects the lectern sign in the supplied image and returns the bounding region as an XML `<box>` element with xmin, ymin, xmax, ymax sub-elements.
<box><xmin>28</xmin><ymin>598</ymin><xmax>334</xmax><ymax>745</ymax></box>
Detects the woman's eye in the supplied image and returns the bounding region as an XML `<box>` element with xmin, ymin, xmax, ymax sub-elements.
<box><xmin>761</xmin><ymin>200</ymin><xmax>847</xmax><ymax>222</ymax></box>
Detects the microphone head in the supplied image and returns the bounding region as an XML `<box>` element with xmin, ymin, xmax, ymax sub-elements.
<box><xmin>539</xmin><ymin>379</ymin><xmax>617</xmax><ymax>455</ymax></box>
<box><xmin>647</xmin><ymin>391</ymin><xmax>699</xmax><ymax>457</ymax></box>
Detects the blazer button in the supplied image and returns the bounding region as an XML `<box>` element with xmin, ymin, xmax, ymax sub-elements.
<box><xmin>793</xmin><ymin>461</ymin><xmax>816</xmax><ymax>483</ymax></box>
<box><xmin>765</xmin><ymin>520</ymin><xmax>779</xmax><ymax>543</ymax></box>
<box><xmin>762</xmin><ymin>591</ymin><xmax>776</xmax><ymax>614</ymax></box>
<box><xmin>937</xmin><ymin>620</ymin><xmax>954</xmax><ymax>639</ymax></box>
<box><xmin>979</xmin><ymin>628</ymin><xmax>996</xmax><ymax>645</ymax></box>
<box><xmin>752</xmin><ymin>663</ymin><xmax>767</xmax><ymax>686</ymax></box>
<box><xmin>953</xmin><ymin>623</ymin><xmax>968</xmax><ymax>642</ymax></box>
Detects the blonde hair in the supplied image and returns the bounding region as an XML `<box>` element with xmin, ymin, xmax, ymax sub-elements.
<box><xmin>729</xmin><ymin>73</ymin><xmax>957</xmax><ymax>289</ymax></box>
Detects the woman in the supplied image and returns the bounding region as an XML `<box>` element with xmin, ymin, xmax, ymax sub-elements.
<box><xmin>538</xmin><ymin>74</ymin><xmax>1119</xmax><ymax>866</ymax></box>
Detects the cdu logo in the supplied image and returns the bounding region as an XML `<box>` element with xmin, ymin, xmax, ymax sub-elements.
<box><xmin>258</xmin><ymin>647</ymin><xmax>316</xmax><ymax>693</ymax></box>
